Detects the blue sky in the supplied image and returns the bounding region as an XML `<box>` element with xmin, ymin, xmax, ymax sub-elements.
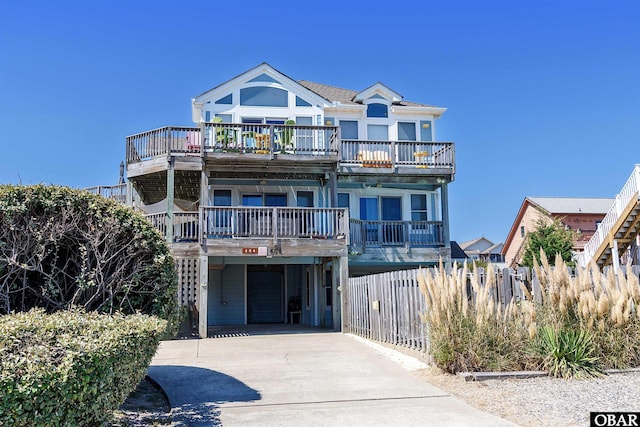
<box><xmin>1</xmin><ymin>0</ymin><xmax>638</xmax><ymax>244</ymax></box>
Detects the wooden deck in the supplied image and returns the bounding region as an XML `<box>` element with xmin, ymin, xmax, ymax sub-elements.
<box><xmin>125</xmin><ymin>125</ymin><xmax>455</xmax><ymax>177</ymax></box>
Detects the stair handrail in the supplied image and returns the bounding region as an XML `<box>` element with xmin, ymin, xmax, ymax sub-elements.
<box><xmin>578</xmin><ymin>164</ymin><xmax>640</xmax><ymax>267</ymax></box>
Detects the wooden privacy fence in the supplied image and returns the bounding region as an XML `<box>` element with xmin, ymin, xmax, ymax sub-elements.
<box><xmin>343</xmin><ymin>269</ymin><xmax>429</xmax><ymax>354</ymax></box>
<box><xmin>343</xmin><ymin>265</ymin><xmax>640</xmax><ymax>356</ymax></box>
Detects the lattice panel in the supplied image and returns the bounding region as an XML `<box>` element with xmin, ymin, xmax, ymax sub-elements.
<box><xmin>176</xmin><ymin>258</ymin><xmax>200</xmax><ymax>306</ymax></box>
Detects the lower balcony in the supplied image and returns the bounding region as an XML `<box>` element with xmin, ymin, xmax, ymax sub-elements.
<box><xmin>202</xmin><ymin>207</ymin><xmax>348</xmax><ymax>240</ymax></box>
<box><xmin>145</xmin><ymin>207</ymin><xmax>350</xmax><ymax>258</ymax></box>
<box><xmin>145</xmin><ymin>212</ymin><xmax>200</xmax><ymax>242</ymax></box>
<box><xmin>349</xmin><ymin>219</ymin><xmax>444</xmax><ymax>253</ymax></box>
<box><xmin>143</xmin><ymin>211</ymin><xmax>446</xmax><ymax>259</ymax></box>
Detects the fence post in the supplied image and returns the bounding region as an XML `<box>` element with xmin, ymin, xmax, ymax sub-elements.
<box><xmin>532</xmin><ymin>268</ymin><xmax>542</xmax><ymax>304</ymax></box>
<box><xmin>501</xmin><ymin>268</ymin><xmax>513</xmax><ymax>305</ymax></box>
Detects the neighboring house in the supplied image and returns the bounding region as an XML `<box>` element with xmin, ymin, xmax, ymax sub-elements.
<box><xmin>459</xmin><ymin>237</ymin><xmax>505</xmax><ymax>265</ymax></box>
<box><xmin>120</xmin><ymin>63</ymin><xmax>455</xmax><ymax>336</ymax></box>
<box><xmin>502</xmin><ymin>197</ymin><xmax>614</xmax><ymax>268</ymax></box>
<box><xmin>450</xmin><ymin>241</ymin><xmax>470</xmax><ymax>265</ymax></box>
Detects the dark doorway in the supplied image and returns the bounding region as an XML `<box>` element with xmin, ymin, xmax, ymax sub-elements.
<box><xmin>247</xmin><ymin>265</ymin><xmax>284</xmax><ymax>323</ymax></box>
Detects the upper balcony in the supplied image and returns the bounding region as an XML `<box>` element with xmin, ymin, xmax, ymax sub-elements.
<box><xmin>126</xmin><ymin>125</ymin><xmax>455</xmax><ymax>177</ymax></box>
<box><xmin>340</xmin><ymin>140</ymin><xmax>455</xmax><ymax>177</ymax></box>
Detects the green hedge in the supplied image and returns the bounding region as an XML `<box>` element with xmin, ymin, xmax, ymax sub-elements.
<box><xmin>0</xmin><ymin>309</ymin><xmax>167</xmax><ymax>426</ymax></box>
<box><xmin>0</xmin><ymin>184</ymin><xmax>179</xmax><ymax>334</ymax></box>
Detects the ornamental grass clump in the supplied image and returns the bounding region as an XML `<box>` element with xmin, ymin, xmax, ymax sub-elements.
<box><xmin>418</xmin><ymin>262</ymin><xmax>535</xmax><ymax>373</ymax></box>
<box><xmin>532</xmin><ymin>252</ymin><xmax>640</xmax><ymax>370</ymax></box>
<box><xmin>418</xmin><ymin>251</ymin><xmax>640</xmax><ymax>377</ymax></box>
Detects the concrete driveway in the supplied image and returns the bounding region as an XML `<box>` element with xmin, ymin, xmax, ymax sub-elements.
<box><xmin>149</xmin><ymin>328</ymin><xmax>515</xmax><ymax>426</ymax></box>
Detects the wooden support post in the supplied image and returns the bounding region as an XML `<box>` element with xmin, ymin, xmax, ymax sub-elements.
<box><xmin>126</xmin><ymin>181</ymin><xmax>133</xmax><ymax>206</ymax></box>
<box><xmin>272</xmin><ymin>207</ymin><xmax>278</xmax><ymax>244</ymax></box>
<box><xmin>200</xmin><ymin>167</ymin><xmax>208</xmax><ymax>244</ymax></box>
<box><xmin>440</xmin><ymin>183</ymin><xmax>450</xmax><ymax>247</ymax></box>
<box><xmin>332</xmin><ymin>257</ymin><xmax>340</xmax><ymax>331</ymax></box>
<box><xmin>199</xmin><ymin>122</ymin><xmax>206</xmax><ymax>159</ymax></box>
<box><xmin>390</xmin><ymin>141</ymin><xmax>396</xmax><ymax>170</ymax></box>
<box><xmin>612</xmin><ymin>239</ymin><xmax>621</xmax><ymax>275</ymax></box>
<box><xmin>329</xmin><ymin>171</ymin><xmax>338</xmax><ymax>208</ymax></box>
<box><xmin>332</xmin><ymin>256</ymin><xmax>348</xmax><ymax>332</ymax></box>
<box><xmin>198</xmin><ymin>254</ymin><xmax>208</xmax><ymax>338</ymax></box>
<box><xmin>197</xmin><ymin>159</ymin><xmax>209</xmax><ymax>339</ymax></box>
<box><xmin>166</xmin><ymin>159</ymin><xmax>175</xmax><ymax>244</ymax></box>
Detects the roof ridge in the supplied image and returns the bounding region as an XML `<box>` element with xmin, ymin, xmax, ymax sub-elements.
<box><xmin>298</xmin><ymin>79</ymin><xmax>357</xmax><ymax>93</ymax></box>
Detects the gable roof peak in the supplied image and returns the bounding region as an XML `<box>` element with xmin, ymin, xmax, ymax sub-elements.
<box><xmin>354</xmin><ymin>82</ymin><xmax>403</xmax><ymax>103</ymax></box>
<box><xmin>460</xmin><ymin>236</ymin><xmax>494</xmax><ymax>249</ymax></box>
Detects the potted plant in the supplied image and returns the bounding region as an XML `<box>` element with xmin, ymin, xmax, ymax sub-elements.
<box><xmin>211</xmin><ymin>117</ymin><xmax>233</xmax><ymax>151</ymax></box>
<box><xmin>281</xmin><ymin>119</ymin><xmax>296</xmax><ymax>153</ymax></box>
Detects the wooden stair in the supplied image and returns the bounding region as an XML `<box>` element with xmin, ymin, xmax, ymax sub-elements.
<box><xmin>591</xmin><ymin>194</ymin><xmax>640</xmax><ymax>268</ymax></box>
<box><xmin>578</xmin><ymin>165</ymin><xmax>640</xmax><ymax>269</ymax></box>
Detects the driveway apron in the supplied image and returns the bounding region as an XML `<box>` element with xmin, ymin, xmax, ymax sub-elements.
<box><xmin>149</xmin><ymin>329</ymin><xmax>516</xmax><ymax>426</ymax></box>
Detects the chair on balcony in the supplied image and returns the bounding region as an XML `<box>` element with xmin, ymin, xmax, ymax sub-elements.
<box><xmin>185</xmin><ymin>131</ymin><xmax>200</xmax><ymax>154</ymax></box>
<box><xmin>255</xmin><ymin>133</ymin><xmax>270</xmax><ymax>154</ymax></box>
<box><xmin>414</xmin><ymin>151</ymin><xmax>430</xmax><ymax>168</ymax></box>
<box><xmin>357</xmin><ymin>150</ymin><xmax>392</xmax><ymax>168</ymax></box>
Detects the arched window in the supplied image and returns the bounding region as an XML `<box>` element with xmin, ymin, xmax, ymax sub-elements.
<box><xmin>367</xmin><ymin>103</ymin><xmax>388</xmax><ymax>118</ymax></box>
<box><xmin>240</xmin><ymin>87</ymin><xmax>288</xmax><ymax>107</ymax></box>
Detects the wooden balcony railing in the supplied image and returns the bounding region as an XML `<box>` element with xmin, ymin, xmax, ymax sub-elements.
<box><xmin>174</xmin><ymin>212</ymin><xmax>200</xmax><ymax>242</ymax></box>
<box><xmin>349</xmin><ymin>219</ymin><xmax>444</xmax><ymax>251</ymax></box>
<box><xmin>201</xmin><ymin>123</ymin><xmax>339</xmax><ymax>156</ymax></box>
<box><xmin>85</xmin><ymin>184</ymin><xmax>127</xmax><ymax>203</ymax></box>
<box><xmin>144</xmin><ymin>212</ymin><xmax>199</xmax><ymax>243</ymax></box>
<box><xmin>145</xmin><ymin>212</ymin><xmax>167</xmax><ymax>236</ymax></box>
<box><xmin>202</xmin><ymin>207</ymin><xmax>349</xmax><ymax>240</ymax></box>
<box><xmin>341</xmin><ymin>140</ymin><xmax>455</xmax><ymax>170</ymax></box>
<box><xmin>144</xmin><ymin>211</ymin><xmax>445</xmax><ymax>251</ymax></box>
<box><xmin>127</xmin><ymin>126</ymin><xmax>200</xmax><ymax>163</ymax></box>
<box><xmin>126</xmin><ymin>125</ymin><xmax>455</xmax><ymax>174</ymax></box>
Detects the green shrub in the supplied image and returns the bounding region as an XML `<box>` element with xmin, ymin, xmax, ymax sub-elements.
<box><xmin>0</xmin><ymin>184</ymin><xmax>179</xmax><ymax>334</ymax></box>
<box><xmin>0</xmin><ymin>308</ymin><xmax>167</xmax><ymax>426</ymax></box>
<box><xmin>538</xmin><ymin>326</ymin><xmax>602</xmax><ymax>379</ymax></box>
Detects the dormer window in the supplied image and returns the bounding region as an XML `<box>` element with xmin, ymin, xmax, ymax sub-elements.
<box><xmin>367</xmin><ymin>103</ymin><xmax>388</xmax><ymax>118</ymax></box>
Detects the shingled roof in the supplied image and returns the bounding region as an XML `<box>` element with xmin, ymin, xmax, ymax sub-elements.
<box><xmin>298</xmin><ymin>80</ymin><xmax>436</xmax><ymax>108</ymax></box>
<box><xmin>527</xmin><ymin>197</ymin><xmax>614</xmax><ymax>214</ymax></box>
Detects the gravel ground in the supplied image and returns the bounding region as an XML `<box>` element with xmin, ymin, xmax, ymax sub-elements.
<box><xmin>418</xmin><ymin>368</ymin><xmax>640</xmax><ymax>427</ymax></box>
<box><xmin>111</xmin><ymin>376</ymin><xmax>176</xmax><ymax>426</ymax></box>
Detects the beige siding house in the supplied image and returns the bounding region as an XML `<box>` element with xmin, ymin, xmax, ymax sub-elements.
<box><xmin>502</xmin><ymin>197</ymin><xmax>613</xmax><ymax>268</ymax></box>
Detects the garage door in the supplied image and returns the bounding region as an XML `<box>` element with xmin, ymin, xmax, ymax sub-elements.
<box><xmin>247</xmin><ymin>269</ymin><xmax>283</xmax><ymax>323</ymax></box>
